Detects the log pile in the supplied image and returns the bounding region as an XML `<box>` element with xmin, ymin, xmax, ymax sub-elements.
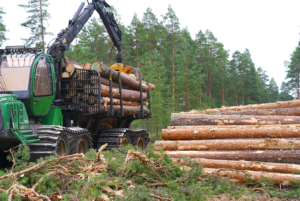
<box><xmin>61</xmin><ymin>58</ymin><xmax>154</xmax><ymax>116</ymax></box>
<box><xmin>155</xmin><ymin>100</ymin><xmax>300</xmax><ymax>185</ymax></box>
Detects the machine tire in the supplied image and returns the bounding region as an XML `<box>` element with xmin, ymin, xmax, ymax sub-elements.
<box><xmin>57</xmin><ymin>134</ymin><xmax>70</xmax><ymax>156</ymax></box>
<box><xmin>131</xmin><ymin>135</ymin><xmax>146</xmax><ymax>150</ymax></box>
<box><xmin>70</xmin><ymin>136</ymin><xmax>89</xmax><ymax>154</ymax></box>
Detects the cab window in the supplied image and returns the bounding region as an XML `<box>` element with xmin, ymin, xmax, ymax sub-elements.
<box><xmin>34</xmin><ymin>57</ymin><xmax>53</xmax><ymax>96</ymax></box>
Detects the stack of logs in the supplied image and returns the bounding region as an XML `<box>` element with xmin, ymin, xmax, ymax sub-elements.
<box><xmin>61</xmin><ymin>58</ymin><xmax>155</xmax><ymax>115</ymax></box>
<box><xmin>155</xmin><ymin>100</ymin><xmax>300</xmax><ymax>186</ymax></box>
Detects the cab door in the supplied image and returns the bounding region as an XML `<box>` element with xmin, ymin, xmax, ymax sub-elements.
<box><xmin>30</xmin><ymin>55</ymin><xmax>55</xmax><ymax>116</ymax></box>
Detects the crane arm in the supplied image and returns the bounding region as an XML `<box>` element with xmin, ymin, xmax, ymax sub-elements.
<box><xmin>47</xmin><ymin>0</ymin><xmax>123</xmax><ymax>63</ymax></box>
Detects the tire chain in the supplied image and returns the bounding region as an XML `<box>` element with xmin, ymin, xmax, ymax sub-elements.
<box><xmin>97</xmin><ymin>128</ymin><xmax>150</xmax><ymax>150</ymax></box>
<box><xmin>28</xmin><ymin>126</ymin><xmax>93</xmax><ymax>161</ymax></box>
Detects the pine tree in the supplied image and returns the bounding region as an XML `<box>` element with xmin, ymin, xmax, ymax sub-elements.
<box><xmin>285</xmin><ymin>42</ymin><xmax>300</xmax><ymax>99</ymax></box>
<box><xmin>257</xmin><ymin>67</ymin><xmax>270</xmax><ymax>103</ymax></box>
<box><xmin>163</xmin><ymin>5</ymin><xmax>180</xmax><ymax>106</ymax></box>
<box><xmin>268</xmin><ymin>78</ymin><xmax>279</xmax><ymax>102</ymax></box>
<box><xmin>127</xmin><ymin>13</ymin><xmax>145</xmax><ymax>68</ymax></box>
<box><xmin>18</xmin><ymin>0</ymin><xmax>52</xmax><ymax>51</ymax></box>
<box><xmin>279</xmin><ymin>81</ymin><xmax>294</xmax><ymax>101</ymax></box>
<box><xmin>0</xmin><ymin>7</ymin><xmax>8</xmax><ymax>47</ymax></box>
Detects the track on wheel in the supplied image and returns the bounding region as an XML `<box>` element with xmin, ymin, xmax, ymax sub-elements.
<box><xmin>97</xmin><ymin>128</ymin><xmax>150</xmax><ymax>150</ymax></box>
<box><xmin>27</xmin><ymin>126</ymin><xmax>93</xmax><ymax>161</ymax></box>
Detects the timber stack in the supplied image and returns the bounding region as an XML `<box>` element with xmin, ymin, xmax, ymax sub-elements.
<box><xmin>60</xmin><ymin>58</ymin><xmax>155</xmax><ymax>116</ymax></box>
<box><xmin>155</xmin><ymin>100</ymin><xmax>300</xmax><ymax>186</ymax></box>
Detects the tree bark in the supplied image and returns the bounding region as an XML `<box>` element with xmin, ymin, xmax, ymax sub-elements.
<box><xmin>155</xmin><ymin>138</ymin><xmax>300</xmax><ymax>151</ymax></box>
<box><xmin>91</xmin><ymin>61</ymin><xmax>155</xmax><ymax>91</ymax></box>
<box><xmin>101</xmin><ymin>97</ymin><xmax>141</xmax><ymax>107</ymax></box>
<box><xmin>97</xmin><ymin>84</ymin><xmax>147</xmax><ymax>102</ymax></box>
<box><xmin>172</xmin><ymin>26</ymin><xmax>175</xmax><ymax>105</ymax></box>
<box><xmin>99</xmin><ymin>105</ymin><xmax>150</xmax><ymax>116</ymax></box>
<box><xmin>174</xmin><ymin>158</ymin><xmax>300</xmax><ymax>174</ymax></box>
<box><xmin>161</xmin><ymin>125</ymin><xmax>300</xmax><ymax>140</ymax></box>
<box><xmin>213</xmin><ymin>107</ymin><xmax>300</xmax><ymax>116</ymax></box>
<box><xmin>203</xmin><ymin>168</ymin><xmax>300</xmax><ymax>186</ymax></box>
<box><xmin>222</xmin><ymin>85</ymin><xmax>224</xmax><ymax>106</ymax></box>
<box><xmin>171</xmin><ymin>114</ymin><xmax>300</xmax><ymax>126</ymax></box>
<box><xmin>195</xmin><ymin>99</ymin><xmax>300</xmax><ymax>114</ymax></box>
<box><xmin>165</xmin><ymin>150</ymin><xmax>300</xmax><ymax>164</ymax></box>
<box><xmin>92</xmin><ymin>76</ymin><xmax>131</xmax><ymax>90</ymax></box>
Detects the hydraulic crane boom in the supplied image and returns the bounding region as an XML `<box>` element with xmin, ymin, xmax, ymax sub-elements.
<box><xmin>48</xmin><ymin>0</ymin><xmax>122</xmax><ymax>63</ymax></box>
<box><xmin>47</xmin><ymin>0</ymin><xmax>124</xmax><ymax>97</ymax></box>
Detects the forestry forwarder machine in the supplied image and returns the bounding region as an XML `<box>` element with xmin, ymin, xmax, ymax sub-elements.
<box><xmin>0</xmin><ymin>0</ymin><xmax>151</xmax><ymax>162</ymax></box>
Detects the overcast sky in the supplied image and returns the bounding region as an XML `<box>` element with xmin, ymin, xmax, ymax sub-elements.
<box><xmin>2</xmin><ymin>0</ymin><xmax>300</xmax><ymax>88</ymax></box>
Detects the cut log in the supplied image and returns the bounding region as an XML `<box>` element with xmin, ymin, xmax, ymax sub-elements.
<box><xmin>94</xmin><ymin>84</ymin><xmax>147</xmax><ymax>102</ymax></box>
<box><xmin>99</xmin><ymin>76</ymin><xmax>132</xmax><ymax>90</ymax></box>
<box><xmin>101</xmin><ymin>97</ymin><xmax>141</xmax><ymax>107</ymax></box>
<box><xmin>174</xmin><ymin>158</ymin><xmax>300</xmax><ymax>174</ymax></box>
<box><xmin>203</xmin><ymin>168</ymin><xmax>300</xmax><ymax>186</ymax></box>
<box><xmin>161</xmin><ymin>125</ymin><xmax>300</xmax><ymax>140</ymax></box>
<box><xmin>165</xmin><ymin>150</ymin><xmax>300</xmax><ymax>164</ymax></box>
<box><xmin>91</xmin><ymin>61</ymin><xmax>155</xmax><ymax>91</ymax></box>
<box><xmin>155</xmin><ymin>138</ymin><xmax>300</xmax><ymax>151</ymax></box>
<box><xmin>64</xmin><ymin>58</ymin><xmax>84</xmax><ymax>68</ymax></box>
<box><xmin>213</xmin><ymin>107</ymin><xmax>300</xmax><ymax>116</ymax></box>
<box><xmin>66</xmin><ymin>63</ymin><xmax>75</xmax><ymax>73</ymax></box>
<box><xmin>189</xmin><ymin>100</ymin><xmax>300</xmax><ymax>114</ymax></box>
<box><xmin>83</xmin><ymin>63</ymin><xmax>91</xmax><ymax>70</ymax></box>
<box><xmin>171</xmin><ymin>114</ymin><xmax>300</xmax><ymax>126</ymax></box>
<box><xmin>62</xmin><ymin>72</ymin><xmax>70</xmax><ymax>78</ymax></box>
<box><xmin>99</xmin><ymin>105</ymin><xmax>150</xmax><ymax>116</ymax></box>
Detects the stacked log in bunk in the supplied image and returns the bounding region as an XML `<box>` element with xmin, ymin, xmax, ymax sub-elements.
<box><xmin>61</xmin><ymin>58</ymin><xmax>155</xmax><ymax>115</ymax></box>
<box><xmin>155</xmin><ymin>100</ymin><xmax>300</xmax><ymax>186</ymax></box>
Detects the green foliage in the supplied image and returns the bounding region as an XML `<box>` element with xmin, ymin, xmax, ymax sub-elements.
<box><xmin>64</xmin><ymin>5</ymin><xmax>284</xmax><ymax>137</ymax></box>
<box><xmin>6</xmin><ymin>144</ymin><xmax>30</xmax><ymax>170</ymax></box>
<box><xmin>18</xmin><ymin>0</ymin><xmax>52</xmax><ymax>50</ymax></box>
<box><xmin>0</xmin><ymin>7</ymin><xmax>8</xmax><ymax>47</ymax></box>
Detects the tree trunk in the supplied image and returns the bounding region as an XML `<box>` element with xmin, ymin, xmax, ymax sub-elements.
<box><xmin>185</xmin><ymin>56</ymin><xmax>189</xmax><ymax>111</ymax></box>
<box><xmin>99</xmin><ymin>105</ymin><xmax>150</xmax><ymax>116</ymax></box>
<box><xmin>101</xmin><ymin>97</ymin><xmax>141</xmax><ymax>106</ymax></box>
<box><xmin>97</xmin><ymin>84</ymin><xmax>147</xmax><ymax>102</ymax></box>
<box><xmin>203</xmin><ymin>168</ymin><xmax>300</xmax><ymax>186</ymax></box>
<box><xmin>174</xmin><ymin>158</ymin><xmax>300</xmax><ymax>174</ymax></box>
<box><xmin>91</xmin><ymin>61</ymin><xmax>155</xmax><ymax>91</ymax></box>
<box><xmin>39</xmin><ymin>0</ymin><xmax>45</xmax><ymax>52</ymax></box>
<box><xmin>92</xmin><ymin>76</ymin><xmax>131</xmax><ymax>90</ymax></box>
<box><xmin>213</xmin><ymin>107</ymin><xmax>300</xmax><ymax>116</ymax></box>
<box><xmin>136</xmin><ymin>29</ymin><xmax>139</xmax><ymax>68</ymax></box>
<box><xmin>225</xmin><ymin>87</ymin><xmax>227</xmax><ymax>106</ymax></box>
<box><xmin>161</xmin><ymin>124</ymin><xmax>300</xmax><ymax>140</ymax></box>
<box><xmin>155</xmin><ymin>138</ymin><xmax>300</xmax><ymax>151</ymax></box>
<box><xmin>171</xmin><ymin>113</ymin><xmax>300</xmax><ymax>126</ymax></box>
<box><xmin>222</xmin><ymin>85</ymin><xmax>224</xmax><ymax>106</ymax></box>
<box><xmin>172</xmin><ymin>26</ymin><xmax>175</xmax><ymax>105</ymax></box>
<box><xmin>165</xmin><ymin>150</ymin><xmax>300</xmax><ymax>164</ymax></box>
<box><xmin>194</xmin><ymin>99</ymin><xmax>300</xmax><ymax>114</ymax></box>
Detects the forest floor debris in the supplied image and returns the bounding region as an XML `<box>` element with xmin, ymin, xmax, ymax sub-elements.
<box><xmin>0</xmin><ymin>144</ymin><xmax>300</xmax><ymax>200</ymax></box>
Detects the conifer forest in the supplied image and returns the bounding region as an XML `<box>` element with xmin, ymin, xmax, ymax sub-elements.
<box><xmin>0</xmin><ymin>2</ymin><xmax>299</xmax><ymax>136</ymax></box>
<box><xmin>64</xmin><ymin>6</ymin><xmax>297</xmax><ymax>136</ymax></box>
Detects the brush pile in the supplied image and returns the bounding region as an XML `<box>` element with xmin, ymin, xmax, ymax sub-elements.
<box><xmin>155</xmin><ymin>100</ymin><xmax>300</xmax><ymax>186</ymax></box>
<box><xmin>60</xmin><ymin>58</ymin><xmax>155</xmax><ymax>115</ymax></box>
<box><xmin>1</xmin><ymin>144</ymin><xmax>300</xmax><ymax>200</ymax></box>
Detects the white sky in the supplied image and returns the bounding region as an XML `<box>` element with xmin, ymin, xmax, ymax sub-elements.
<box><xmin>2</xmin><ymin>0</ymin><xmax>300</xmax><ymax>88</ymax></box>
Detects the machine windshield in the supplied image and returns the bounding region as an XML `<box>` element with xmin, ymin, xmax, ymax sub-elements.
<box><xmin>0</xmin><ymin>54</ymin><xmax>35</xmax><ymax>98</ymax></box>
